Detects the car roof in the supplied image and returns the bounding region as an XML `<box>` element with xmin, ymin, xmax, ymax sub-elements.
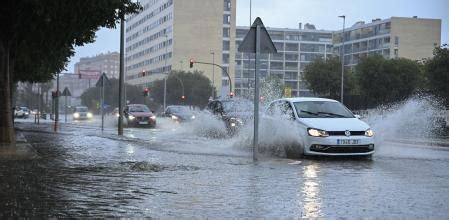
<box><xmin>272</xmin><ymin>97</ymin><xmax>339</xmax><ymax>103</ymax></box>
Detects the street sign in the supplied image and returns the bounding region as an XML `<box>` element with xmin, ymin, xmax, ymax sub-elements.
<box><xmin>96</xmin><ymin>72</ymin><xmax>110</xmax><ymax>131</ymax></box>
<box><xmin>238</xmin><ymin>17</ymin><xmax>277</xmax><ymax>54</ymax></box>
<box><xmin>78</xmin><ymin>70</ymin><xmax>101</xmax><ymax>80</ymax></box>
<box><xmin>95</xmin><ymin>73</ymin><xmax>111</xmax><ymax>87</ymax></box>
<box><xmin>238</xmin><ymin>17</ymin><xmax>277</xmax><ymax>162</ymax></box>
<box><xmin>61</xmin><ymin>87</ymin><xmax>71</xmax><ymax>97</ymax></box>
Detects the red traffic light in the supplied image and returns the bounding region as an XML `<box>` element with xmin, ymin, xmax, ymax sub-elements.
<box><xmin>229</xmin><ymin>92</ymin><xmax>234</xmax><ymax>97</ymax></box>
<box><xmin>143</xmin><ymin>88</ymin><xmax>150</xmax><ymax>96</ymax></box>
<box><xmin>189</xmin><ymin>59</ymin><xmax>194</xmax><ymax>68</ymax></box>
<box><xmin>181</xmin><ymin>95</ymin><xmax>185</xmax><ymax>100</ymax></box>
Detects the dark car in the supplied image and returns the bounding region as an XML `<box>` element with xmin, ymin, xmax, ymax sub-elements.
<box><xmin>207</xmin><ymin>98</ymin><xmax>253</xmax><ymax>135</ymax></box>
<box><xmin>124</xmin><ymin>104</ymin><xmax>156</xmax><ymax>128</ymax></box>
<box><xmin>164</xmin><ymin>105</ymin><xmax>196</xmax><ymax>122</ymax></box>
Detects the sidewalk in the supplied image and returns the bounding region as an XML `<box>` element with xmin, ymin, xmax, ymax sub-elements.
<box><xmin>0</xmin><ymin>130</ymin><xmax>39</xmax><ymax>160</ymax></box>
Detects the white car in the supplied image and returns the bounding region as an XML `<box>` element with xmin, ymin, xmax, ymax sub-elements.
<box><xmin>73</xmin><ymin>106</ymin><xmax>93</xmax><ymax>120</ymax></box>
<box><xmin>267</xmin><ymin>97</ymin><xmax>375</xmax><ymax>158</ymax></box>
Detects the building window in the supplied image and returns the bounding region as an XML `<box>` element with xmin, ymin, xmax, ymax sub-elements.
<box><xmin>394</xmin><ymin>49</ymin><xmax>398</xmax><ymax>58</ymax></box>
<box><xmin>222</xmin><ymin>54</ymin><xmax>229</xmax><ymax>64</ymax></box>
<box><xmin>222</xmin><ymin>41</ymin><xmax>230</xmax><ymax>51</ymax></box>
<box><xmin>224</xmin><ymin>0</ymin><xmax>231</xmax><ymax>11</ymax></box>
<box><xmin>223</xmin><ymin>15</ymin><xmax>230</xmax><ymax>24</ymax></box>
<box><xmin>394</xmin><ymin>36</ymin><xmax>399</xmax><ymax>46</ymax></box>
<box><xmin>223</xmin><ymin>27</ymin><xmax>230</xmax><ymax>38</ymax></box>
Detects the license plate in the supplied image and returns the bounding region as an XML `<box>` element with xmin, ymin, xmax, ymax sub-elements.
<box><xmin>337</xmin><ymin>139</ymin><xmax>360</xmax><ymax>145</ymax></box>
<box><xmin>138</xmin><ymin>121</ymin><xmax>148</xmax><ymax>125</ymax></box>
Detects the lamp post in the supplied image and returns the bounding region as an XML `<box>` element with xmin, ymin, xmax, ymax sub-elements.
<box><xmin>338</xmin><ymin>15</ymin><xmax>346</xmax><ymax>104</ymax></box>
<box><xmin>163</xmin><ymin>34</ymin><xmax>169</xmax><ymax>111</ymax></box>
<box><xmin>118</xmin><ymin>10</ymin><xmax>125</xmax><ymax>135</ymax></box>
<box><xmin>210</xmin><ymin>52</ymin><xmax>215</xmax><ymax>98</ymax></box>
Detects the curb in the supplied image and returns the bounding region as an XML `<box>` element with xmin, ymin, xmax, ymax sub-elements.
<box><xmin>0</xmin><ymin>132</ymin><xmax>40</xmax><ymax>161</ymax></box>
<box><xmin>386</xmin><ymin>138</ymin><xmax>449</xmax><ymax>148</ymax></box>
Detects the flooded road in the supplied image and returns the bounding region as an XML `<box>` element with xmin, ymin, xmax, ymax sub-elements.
<box><xmin>1</xmin><ymin>116</ymin><xmax>449</xmax><ymax>218</ymax></box>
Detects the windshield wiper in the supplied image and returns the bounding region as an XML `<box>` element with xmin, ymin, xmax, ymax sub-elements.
<box><xmin>300</xmin><ymin>110</ymin><xmax>319</xmax><ymax>116</ymax></box>
<box><xmin>317</xmin><ymin>111</ymin><xmax>347</xmax><ymax>118</ymax></box>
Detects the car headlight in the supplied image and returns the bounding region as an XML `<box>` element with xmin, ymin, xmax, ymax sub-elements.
<box><xmin>171</xmin><ymin>115</ymin><xmax>178</xmax><ymax>120</ymax></box>
<box><xmin>73</xmin><ymin>113</ymin><xmax>80</xmax><ymax>118</ymax></box>
<box><xmin>365</xmin><ymin>128</ymin><xmax>374</xmax><ymax>137</ymax></box>
<box><xmin>87</xmin><ymin>112</ymin><xmax>93</xmax><ymax>118</ymax></box>
<box><xmin>128</xmin><ymin>115</ymin><xmax>135</xmax><ymax>120</ymax></box>
<box><xmin>115</xmin><ymin>113</ymin><xmax>120</xmax><ymax>117</ymax></box>
<box><xmin>307</xmin><ymin>128</ymin><xmax>329</xmax><ymax>137</ymax></box>
<box><xmin>191</xmin><ymin>115</ymin><xmax>196</xmax><ymax>119</ymax></box>
<box><xmin>150</xmin><ymin>115</ymin><xmax>156</xmax><ymax>120</ymax></box>
<box><xmin>230</xmin><ymin>117</ymin><xmax>243</xmax><ymax>124</ymax></box>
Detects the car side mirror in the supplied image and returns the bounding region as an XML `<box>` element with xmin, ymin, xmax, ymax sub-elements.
<box><xmin>354</xmin><ymin>114</ymin><xmax>361</xmax><ymax>119</ymax></box>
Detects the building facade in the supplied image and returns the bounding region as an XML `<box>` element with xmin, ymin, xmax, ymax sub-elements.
<box><xmin>234</xmin><ymin>25</ymin><xmax>333</xmax><ymax>97</ymax></box>
<box><xmin>333</xmin><ymin>16</ymin><xmax>441</xmax><ymax>67</ymax></box>
<box><xmin>74</xmin><ymin>52</ymin><xmax>120</xmax><ymax>79</ymax></box>
<box><xmin>125</xmin><ymin>0</ymin><xmax>236</xmax><ymax>97</ymax></box>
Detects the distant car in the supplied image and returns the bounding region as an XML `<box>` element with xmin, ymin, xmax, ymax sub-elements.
<box><xmin>73</xmin><ymin>106</ymin><xmax>93</xmax><ymax>120</ymax></box>
<box><xmin>267</xmin><ymin>97</ymin><xmax>375</xmax><ymax>158</ymax></box>
<box><xmin>207</xmin><ymin>98</ymin><xmax>253</xmax><ymax>135</ymax></box>
<box><xmin>164</xmin><ymin>105</ymin><xmax>196</xmax><ymax>122</ymax></box>
<box><xmin>124</xmin><ymin>104</ymin><xmax>156</xmax><ymax>128</ymax></box>
<box><xmin>14</xmin><ymin>107</ymin><xmax>30</xmax><ymax>118</ymax></box>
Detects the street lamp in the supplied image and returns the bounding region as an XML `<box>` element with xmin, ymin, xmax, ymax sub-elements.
<box><xmin>338</xmin><ymin>15</ymin><xmax>346</xmax><ymax>104</ymax></box>
<box><xmin>163</xmin><ymin>34</ymin><xmax>169</xmax><ymax>110</ymax></box>
<box><xmin>210</xmin><ymin>52</ymin><xmax>215</xmax><ymax>99</ymax></box>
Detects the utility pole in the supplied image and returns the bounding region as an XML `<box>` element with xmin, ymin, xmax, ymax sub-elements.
<box><xmin>339</xmin><ymin>15</ymin><xmax>346</xmax><ymax>104</ymax></box>
<box><xmin>54</xmin><ymin>73</ymin><xmax>59</xmax><ymax>132</ymax></box>
<box><xmin>118</xmin><ymin>11</ymin><xmax>125</xmax><ymax>135</ymax></box>
<box><xmin>211</xmin><ymin>52</ymin><xmax>215</xmax><ymax>98</ymax></box>
<box><xmin>163</xmin><ymin>34</ymin><xmax>169</xmax><ymax>111</ymax></box>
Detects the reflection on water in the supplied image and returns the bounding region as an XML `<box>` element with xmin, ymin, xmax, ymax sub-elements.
<box><xmin>301</xmin><ymin>163</ymin><xmax>322</xmax><ymax>218</ymax></box>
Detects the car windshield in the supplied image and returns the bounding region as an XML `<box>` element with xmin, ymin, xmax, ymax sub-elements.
<box><xmin>169</xmin><ymin>106</ymin><xmax>191</xmax><ymax>114</ymax></box>
<box><xmin>75</xmin><ymin>107</ymin><xmax>88</xmax><ymax>112</ymax></box>
<box><xmin>293</xmin><ymin>101</ymin><xmax>354</xmax><ymax>118</ymax></box>
<box><xmin>129</xmin><ymin>105</ymin><xmax>150</xmax><ymax>112</ymax></box>
<box><xmin>222</xmin><ymin>100</ymin><xmax>253</xmax><ymax>113</ymax></box>
<box><xmin>20</xmin><ymin>107</ymin><xmax>29</xmax><ymax>111</ymax></box>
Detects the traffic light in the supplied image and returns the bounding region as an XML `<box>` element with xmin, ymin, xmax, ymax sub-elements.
<box><xmin>189</xmin><ymin>59</ymin><xmax>194</xmax><ymax>68</ymax></box>
<box><xmin>143</xmin><ymin>88</ymin><xmax>149</xmax><ymax>96</ymax></box>
<box><xmin>181</xmin><ymin>95</ymin><xmax>185</xmax><ymax>100</ymax></box>
<box><xmin>229</xmin><ymin>92</ymin><xmax>234</xmax><ymax>98</ymax></box>
<box><xmin>141</xmin><ymin>70</ymin><xmax>146</xmax><ymax>77</ymax></box>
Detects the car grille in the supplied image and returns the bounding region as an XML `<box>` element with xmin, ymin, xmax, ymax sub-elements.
<box><xmin>137</xmin><ymin>117</ymin><xmax>149</xmax><ymax>121</ymax></box>
<box><xmin>310</xmin><ymin>144</ymin><xmax>374</xmax><ymax>153</ymax></box>
<box><xmin>328</xmin><ymin>131</ymin><xmax>365</xmax><ymax>136</ymax></box>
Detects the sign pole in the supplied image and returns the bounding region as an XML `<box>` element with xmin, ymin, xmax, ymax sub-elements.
<box><xmin>253</xmin><ymin>25</ymin><xmax>261</xmax><ymax>162</ymax></box>
<box><xmin>101</xmin><ymin>77</ymin><xmax>105</xmax><ymax>131</ymax></box>
<box><xmin>64</xmin><ymin>96</ymin><xmax>67</xmax><ymax>123</ymax></box>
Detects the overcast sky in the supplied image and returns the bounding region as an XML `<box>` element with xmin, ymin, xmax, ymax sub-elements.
<box><xmin>66</xmin><ymin>0</ymin><xmax>449</xmax><ymax>73</ymax></box>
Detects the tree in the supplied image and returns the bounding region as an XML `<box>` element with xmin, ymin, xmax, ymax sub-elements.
<box><xmin>356</xmin><ymin>55</ymin><xmax>422</xmax><ymax>106</ymax></box>
<box><xmin>80</xmin><ymin>79</ymin><xmax>144</xmax><ymax>112</ymax></box>
<box><xmin>426</xmin><ymin>45</ymin><xmax>449</xmax><ymax>106</ymax></box>
<box><xmin>303</xmin><ymin>57</ymin><xmax>355</xmax><ymax>100</ymax></box>
<box><xmin>150</xmin><ymin>70</ymin><xmax>213</xmax><ymax>108</ymax></box>
<box><xmin>0</xmin><ymin>1</ymin><xmax>141</xmax><ymax>147</ymax></box>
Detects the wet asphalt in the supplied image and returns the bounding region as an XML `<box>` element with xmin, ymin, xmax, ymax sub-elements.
<box><xmin>1</xmin><ymin>117</ymin><xmax>449</xmax><ymax>218</ymax></box>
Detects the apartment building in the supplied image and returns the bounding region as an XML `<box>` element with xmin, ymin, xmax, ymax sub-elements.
<box><xmin>235</xmin><ymin>24</ymin><xmax>333</xmax><ymax>97</ymax></box>
<box><xmin>125</xmin><ymin>0</ymin><xmax>236</xmax><ymax>97</ymax></box>
<box><xmin>333</xmin><ymin>16</ymin><xmax>441</xmax><ymax>66</ymax></box>
<box><xmin>74</xmin><ymin>52</ymin><xmax>120</xmax><ymax>79</ymax></box>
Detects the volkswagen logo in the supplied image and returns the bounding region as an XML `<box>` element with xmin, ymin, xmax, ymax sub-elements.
<box><xmin>345</xmin><ymin>130</ymin><xmax>351</xmax><ymax>137</ymax></box>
